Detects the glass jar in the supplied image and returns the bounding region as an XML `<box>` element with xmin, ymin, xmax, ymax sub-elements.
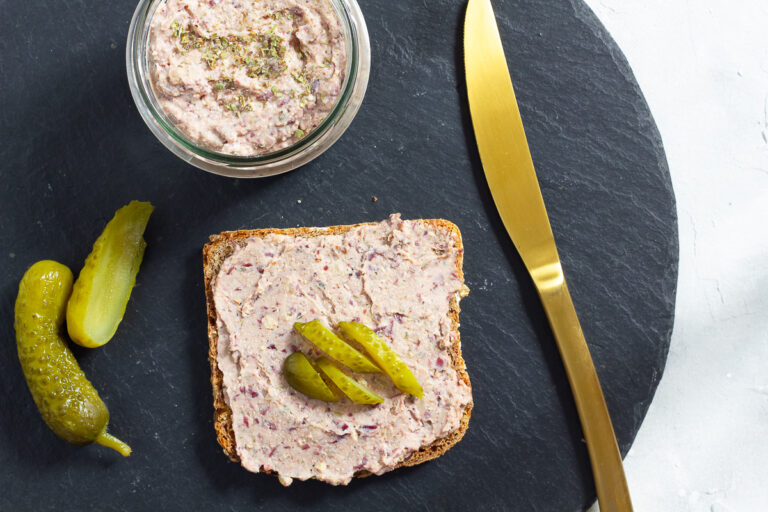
<box><xmin>126</xmin><ymin>0</ymin><xmax>370</xmax><ymax>178</ymax></box>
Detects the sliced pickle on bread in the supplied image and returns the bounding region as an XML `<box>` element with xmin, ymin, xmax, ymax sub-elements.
<box><xmin>315</xmin><ymin>357</ymin><xmax>384</xmax><ymax>405</ymax></box>
<box><xmin>339</xmin><ymin>321</ymin><xmax>423</xmax><ymax>399</ymax></box>
<box><xmin>294</xmin><ymin>320</ymin><xmax>380</xmax><ymax>373</ymax></box>
<box><xmin>283</xmin><ymin>352</ymin><xmax>338</xmax><ymax>402</ymax></box>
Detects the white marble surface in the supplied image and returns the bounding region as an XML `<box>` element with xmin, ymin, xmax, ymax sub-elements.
<box><xmin>580</xmin><ymin>1</ymin><xmax>768</xmax><ymax>511</ymax></box>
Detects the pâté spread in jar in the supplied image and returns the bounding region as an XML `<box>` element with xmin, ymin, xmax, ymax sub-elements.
<box><xmin>148</xmin><ymin>0</ymin><xmax>348</xmax><ymax>156</ymax></box>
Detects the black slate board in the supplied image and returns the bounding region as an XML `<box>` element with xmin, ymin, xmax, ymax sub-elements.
<box><xmin>0</xmin><ymin>0</ymin><xmax>678</xmax><ymax>510</ymax></box>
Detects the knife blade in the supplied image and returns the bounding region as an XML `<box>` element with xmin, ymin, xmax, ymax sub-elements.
<box><xmin>463</xmin><ymin>1</ymin><xmax>633</xmax><ymax>510</ymax></box>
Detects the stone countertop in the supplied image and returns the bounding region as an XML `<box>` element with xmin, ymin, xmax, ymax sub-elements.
<box><xmin>583</xmin><ymin>1</ymin><xmax>768</xmax><ymax>510</ymax></box>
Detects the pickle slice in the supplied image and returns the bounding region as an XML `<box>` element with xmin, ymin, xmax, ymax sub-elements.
<box><xmin>67</xmin><ymin>201</ymin><xmax>154</xmax><ymax>348</ymax></box>
<box><xmin>315</xmin><ymin>357</ymin><xmax>384</xmax><ymax>405</ymax></box>
<box><xmin>283</xmin><ymin>352</ymin><xmax>338</xmax><ymax>402</ymax></box>
<box><xmin>15</xmin><ymin>260</ymin><xmax>131</xmax><ymax>456</ymax></box>
<box><xmin>339</xmin><ymin>321</ymin><xmax>424</xmax><ymax>399</ymax></box>
<box><xmin>294</xmin><ymin>320</ymin><xmax>380</xmax><ymax>373</ymax></box>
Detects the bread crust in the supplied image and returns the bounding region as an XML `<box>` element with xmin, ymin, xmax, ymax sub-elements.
<box><xmin>203</xmin><ymin>219</ymin><xmax>472</xmax><ymax>479</ymax></box>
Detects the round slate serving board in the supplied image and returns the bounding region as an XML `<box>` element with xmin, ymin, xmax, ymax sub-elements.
<box><xmin>0</xmin><ymin>0</ymin><xmax>678</xmax><ymax>510</ymax></box>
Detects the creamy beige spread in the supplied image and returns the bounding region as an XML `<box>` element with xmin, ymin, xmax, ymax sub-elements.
<box><xmin>148</xmin><ymin>0</ymin><xmax>347</xmax><ymax>156</ymax></box>
<box><xmin>212</xmin><ymin>215</ymin><xmax>473</xmax><ymax>485</ymax></box>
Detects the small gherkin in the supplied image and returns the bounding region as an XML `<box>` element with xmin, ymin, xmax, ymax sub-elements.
<box><xmin>14</xmin><ymin>260</ymin><xmax>130</xmax><ymax>455</ymax></box>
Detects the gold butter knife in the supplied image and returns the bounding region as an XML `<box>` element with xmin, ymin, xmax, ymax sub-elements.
<box><xmin>463</xmin><ymin>1</ymin><xmax>633</xmax><ymax>510</ymax></box>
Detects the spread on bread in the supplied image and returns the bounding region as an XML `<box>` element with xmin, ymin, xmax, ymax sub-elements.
<box><xmin>207</xmin><ymin>214</ymin><xmax>472</xmax><ymax>485</ymax></box>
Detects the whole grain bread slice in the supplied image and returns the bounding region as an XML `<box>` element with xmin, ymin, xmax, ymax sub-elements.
<box><xmin>203</xmin><ymin>219</ymin><xmax>472</xmax><ymax>479</ymax></box>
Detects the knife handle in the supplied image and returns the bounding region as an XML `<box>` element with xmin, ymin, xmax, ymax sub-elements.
<box><xmin>537</xmin><ymin>273</ymin><xmax>634</xmax><ymax>512</ymax></box>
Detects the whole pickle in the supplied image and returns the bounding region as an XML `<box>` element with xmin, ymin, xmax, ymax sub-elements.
<box><xmin>14</xmin><ymin>260</ymin><xmax>131</xmax><ymax>456</ymax></box>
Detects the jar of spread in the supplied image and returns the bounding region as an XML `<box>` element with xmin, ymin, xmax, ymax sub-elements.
<box><xmin>127</xmin><ymin>0</ymin><xmax>369</xmax><ymax>177</ymax></box>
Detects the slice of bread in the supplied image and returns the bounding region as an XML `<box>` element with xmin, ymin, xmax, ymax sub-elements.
<box><xmin>203</xmin><ymin>217</ymin><xmax>472</xmax><ymax>482</ymax></box>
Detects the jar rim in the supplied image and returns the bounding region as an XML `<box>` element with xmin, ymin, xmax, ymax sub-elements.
<box><xmin>126</xmin><ymin>0</ymin><xmax>370</xmax><ymax>177</ymax></box>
